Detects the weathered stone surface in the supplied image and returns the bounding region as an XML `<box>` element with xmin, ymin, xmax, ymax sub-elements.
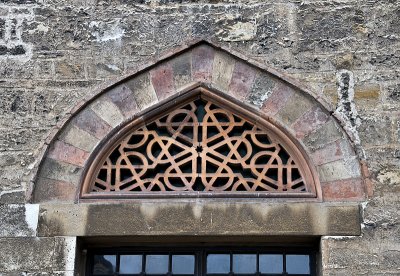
<box><xmin>310</xmin><ymin>138</ymin><xmax>355</xmax><ymax>166</ymax></box>
<box><xmin>292</xmin><ymin>106</ymin><xmax>330</xmax><ymax>139</ymax></box>
<box><xmin>228</xmin><ymin>61</ymin><xmax>256</xmax><ymax>101</ymax></box>
<box><xmin>276</xmin><ymin>91</ymin><xmax>315</xmax><ymax>127</ymax></box>
<box><xmin>37</xmin><ymin>202</ymin><xmax>360</xmax><ymax>237</ymax></box>
<box><xmin>125</xmin><ymin>73</ymin><xmax>158</xmax><ymax>110</ymax></box>
<box><xmin>192</xmin><ymin>45</ymin><xmax>214</xmax><ymax>82</ymax></box>
<box><xmin>303</xmin><ymin>119</ymin><xmax>345</xmax><ymax>151</ymax></box>
<box><xmin>0</xmin><ymin>204</ymin><xmax>38</xmax><ymax>237</ymax></box>
<box><xmin>105</xmin><ymin>84</ymin><xmax>139</xmax><ymax>118</ymax></box>
<box><xmin>0</xmin><ymin>237</ymin><xmax>55</xmax><ymax>272</ymax></box>
<box><xmin>59</xmin><ymin>125</ymin><xmax>99</xmax><ymax>152</ymax></box>
<box><xmin>321</xmin><ymin>178</ymin><xmax>365</xmax><ymax>201</ymax></box>
<box><xmin>172</xmin><ymin>51</ymin><xmax>192</xmax><ymax>89</ymax></box>
<box><xmin>246</xmin><ymin>73</ymin><xmax>276</xmax><ymax>108</ymax></box>
<box><xmin>358</xmin><ymin>113</ymin><xmax>394</xmax><ymax>147</ymax></box>
<box><xmin>0</xmin><ymin>236</ymin><xmax>75</xmax><ymax>273</ymax></box>
<box><xmin>38</xmin><ymin>158</ymin><xmax>82</xmax><ymax>185</ymax></box>
<box><xmin>150</xmin><ymin>63</ymin><xmax>175</xmax><ymax>100</ymax></box>
<box><xmin>90</xmin><ymin>97</ymin><xmax>124</xmax><ymax>128</ymax></box>
<box><xmin>317</xmin><ymin>157</ymin><xmax>362</xmax><ymax>182</ymax></box>
<box><xmin>33</xmin><ymin>177</ymin><xmax>76</xmax><ymax>203</ymax></box>
<box><xmin>47</xmin><ymin>141</ymin><xmax>89</xmax><ymax>167</ymax></box>
<box><xmin>261</xmin><ymin>81</ymin><xmax>295</xmax><ymax>116</ymax></box>
<box><xmin>211</xmin><ymin>51</ymin><xmax>235</xmax><ymax>92</ymax></box>
<box><xmin>72</xmin><ymin>109</ymin><xmax>112</xmax><ymax>140</ymax></box>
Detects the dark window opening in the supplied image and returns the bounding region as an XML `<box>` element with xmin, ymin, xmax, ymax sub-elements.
<box><xmin>87</xmin><ymin>247</ymin><xmax>317</xmax><ymax>276</ymax></box>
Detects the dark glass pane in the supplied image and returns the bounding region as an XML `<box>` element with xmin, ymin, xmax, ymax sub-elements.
<box><xmin>146</xmin><ymin>255</ymin><xmax>169</xmax><ymax>274</ymax></box>
<box><xmin>120</xmin><ymin>255</ymin><xmax>142</xmax><ymax>274</ymax></box>
<box><xmin>259</xmin><ymin>254</ymin><xmax>283</xmax><ymax>273</ymax></box>
<box><xmin>286</xmin><ymin>255</ymin><xmax>310</xmax><ymax>274</ymax></box>
<box><xmin>172</xmin><ymin>255</ymin><xmax>195</xmax><ymax>274</ymax></box>
<box><xmin>93</xmin><ymin>255</ymin><xmax>116</xmax><ymax>275</ymax></box>
<box><xmin>207</xmin><ymin>254</ymin><xmax>230</xmax><ymax>274</ymax></box>
<box><xmin>232</xmin><ymin>254</ymin><xmax>256</xmax><ymax>274</ymax></box>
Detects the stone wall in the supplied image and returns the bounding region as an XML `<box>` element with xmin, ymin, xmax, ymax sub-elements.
<box><xmin>0</xmin><ymin>0</ymin><xmax>399</xmax><ymax>275</ymax></box>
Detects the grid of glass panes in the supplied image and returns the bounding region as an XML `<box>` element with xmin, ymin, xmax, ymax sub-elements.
<box><xmin>206</xmin><ymin>253</ymin><xmax>312</xmax><ymax>275</ymax></box>
<box><xmin>91</xmin><ymin>253</ymin><xmax>196</xmax><ymax>276</ymax></box>
<box><xmin>89</xmin><ymin>250</ymin><xmax>314</xmax><ymax>276</ymax></box>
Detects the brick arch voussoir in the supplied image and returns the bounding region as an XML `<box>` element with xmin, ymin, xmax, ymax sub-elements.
<box><xmin>30</xmin><ymin>40</ymin><xmax>366</xmax><ymax>203</ymax></box>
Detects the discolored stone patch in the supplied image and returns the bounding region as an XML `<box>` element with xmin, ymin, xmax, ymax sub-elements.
<box><xmin>47</xmin><ymin>140</ymin><xmax>89</xmax><ymax>167</ymax></box>
<box><xmin>125</xmin><ymin>73</ymin><xmax>158</xmax><ymax>110</ymax></box>
<box><xmin>150</xmin><ymin>63</ymin><xmax>175</xmax><ymax>100</ymax></box>
<box><xmin>73</xmin><ymin>109</ymin><xmax>112</xmax><ymax>140</ymax></box>
<box><xmin>105</xmin><ymin>84</ymin><xmax>139</xmax><ymax>118</ymax></box>
<box><xmin>192</xmin><ymin>45</ymin><xmax>214</xmax><ymax>82</ymax></box>
<box><xmin>228</xmin><ymin>61</ymin><xmax>257</xmax><ymax>101</ymax></box>
<box><xmin>212</xmin><ymin>51</ymin><xmax>235</xmax><ymax>92</ymax></box>
<box><xmin>33</xmin><ymin>177</ymin><xmax>77</xmax><ymax>203</ymax></box>
<box><xmin>262</xmin><ymin>82</ymin><xmax>295</xmax><ymax>116</ymax></box>
<box><xmin>321</xmin><ymin>178</ymin><xmax>365</xmax><ymax>201</ymax></box>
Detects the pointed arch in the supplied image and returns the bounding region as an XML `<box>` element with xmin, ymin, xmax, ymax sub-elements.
<box><xmin>31</xmin><ymin>40</ymin><xmax>366</xmax><ymax>203</ymax></box>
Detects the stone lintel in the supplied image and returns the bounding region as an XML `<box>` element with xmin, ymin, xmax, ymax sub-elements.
<box><xmin>37</xmin><ymin>202</ymin><xmax>361</xmax><ymax>237</ymax></box>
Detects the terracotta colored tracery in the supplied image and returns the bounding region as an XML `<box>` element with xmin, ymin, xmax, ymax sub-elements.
<box><xmin>89</xmin><ymin>98</ymin><xmax>309</xmax><ymax>195</ymax></box>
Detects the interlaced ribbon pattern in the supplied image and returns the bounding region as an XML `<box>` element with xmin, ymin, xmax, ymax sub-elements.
<box><xmin>92</xmin><ymin>99</ymin><xmax>306</xmax><ymax>193</ymax></box>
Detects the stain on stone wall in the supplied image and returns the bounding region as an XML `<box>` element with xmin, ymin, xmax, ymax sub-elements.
<box><xmin>0</xmin><ymin>4</ymin><xmax>34</xmax><ymax>61</ymax></box>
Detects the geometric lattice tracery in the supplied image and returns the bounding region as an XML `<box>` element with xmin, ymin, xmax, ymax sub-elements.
<box><xmin>91</xmin><ymin>97</ymin><xmax>308</xmax><ymax>194</ymax></box>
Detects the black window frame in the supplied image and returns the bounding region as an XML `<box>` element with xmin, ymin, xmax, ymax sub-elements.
<box><xmin>86</xmin><ymin>246</ymin><xmax>317</xmax><ymax>276</ymax></box>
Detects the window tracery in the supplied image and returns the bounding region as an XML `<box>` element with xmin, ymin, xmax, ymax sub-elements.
<box><xmin>81</xmin><ymin>92</ymin><xmax>317</xmax><ymax>199</ymax></box>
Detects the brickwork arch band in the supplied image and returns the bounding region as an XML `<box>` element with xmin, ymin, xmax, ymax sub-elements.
<box><xmin>31</xmin><ymin>41</ymin><xmax>366</xmax><ymax>203</ymax></box>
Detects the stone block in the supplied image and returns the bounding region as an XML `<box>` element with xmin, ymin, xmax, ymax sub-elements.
<box><xmin>105</xmin><ymin>84</ymin><xmax>139</xmax><ymax>118</ymax></box>
<box><xmin>90</xmin><ymin>97</ymin><xmax>124</xmax><ymax>128</ymax></box>
<box><xmin>125</xmin><ymin>73</ymin><xmax>158</xmax><ymax>110</ymax></box>
<box><xmin>38</xmin><ymin>158</ymin><xmax>81</xmax><ymax>185</ymax></box>
<box><xmin>171</xmin><ymin>51</ymin><xmax>192</xmax><ymax>89</ymax></box>
<box><xmin>276</xmin><ymin>91</ymin><xmax>315</xmax><ymax>127</ymax></box>
<box><xmin>192</xmin><ymin>45</ymin><xmax>214</xmax><ymax>82</ymax></box>
<box><xmin>53</xmin><ymin>237</ymin><xmax>76</xmax><ymax>272</ymax></box>
<box><xmin>321</xmin><ymin>178</ymin><xmax>365</xmax><ymax>201</ymax></box>
<box><xmin>228</xmin><ymin>61</ymin><xmax>256</xmax><ymax>101</ymax></box>
<box><xmin>310</xmin><ymin>139</ymin><xmax>355</xmax><ymax>166</ymax></box>
<box><xmin>317</xmin><ymin>157</ymin><xmax>361</xmax><ymax>182</ymax></box>
<box><xmin>33</xmin><ymin>177</ymin><xmax>76</xmax><ymax>203</ymax></box>
<box><xmin>55</xmin><ymin>60</ymin><xmax>85</xmax><ymax>80</ymax></box>
<box><xmin>386</xmin><ymin>83</ymin><xmax>400</xmax><ymax>102</ymax></box>
<box><xmin>72</xmin><ymin>109</ymin><xmax>112</xmax><ymax>140</ymax></box>
<box><xmin>354</xmin><ymin>84</ymin><xmax>380</xmax><ymax>100</ymax></box>
<box><xmin>246</xmin><ymin>73</ymin><xmax>276</xmax><ymax>108</ymax></box>
<box><xmin>59</xmin><ymin>125</ymin><xmax>99</xmax><ymax>152</ymax></box>
<box><xmin>323</xmin><ymin>85</ymin><xmax>339</xmax><ymax>106</ymax></box>
<box><xmin>0</xmin><ymin>237</ymin><xmax>55</xmax><ymax>272</ymax></box>
<box><xmin>0</xmin><ymin>190</ymin><xmax>25</xmax><ymax>204</ymax></box>
<box><xmin>37</xmin><ymin>202</ymin><xmax>360</xmax><ymax>237</ymax></box>
<box><xmin>358</xmin><ymin>114</ymin><xmax>393</xmax><ymax>146</ymax></box>
<box><xmin>0</xmin><ymin>204</ymin><xmax>38</xmax><ymax>237</ymax></box>
<box><xmin>261</xmin><ymin>81</ymin><xmax>295</xmax><ymax>116</ymax></box>
<box><xmin>303</xmin><ymin>119</ymin><xmax>345</xmax><ymax>151</ymax></box>
<box><xmin>47</xmin><ymin>140</ymin><xmax>89</xmax><ymax>167</ymax></box>
<box><xmin>0</xmin><ymin>128</ymin><xmax>49</xmax><ymax>152</ymax></box>
<box><xmin>296</xmin><ymin>3</ymin><xmax>369</xmax><ymax>53</ymax></box>
<box><xmin>211</xmin><ymin>51</ymin><xmax>235</xmax><ymax>92</ymax></box>
<box><xmin>292</xmin><ymin>106</ymin><xmax>330</xmax><ymax>139</ymax></box>
<box><xmin>150</xmin><ymin>63</ymin><xmax>175</xmax><ymax>101</ymax></box>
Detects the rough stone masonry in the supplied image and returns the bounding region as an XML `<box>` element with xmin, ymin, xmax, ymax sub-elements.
<box><xmin>0</xmin><ymin>0</ymin><xmax>400</xmax><ymax>275</ymax></box>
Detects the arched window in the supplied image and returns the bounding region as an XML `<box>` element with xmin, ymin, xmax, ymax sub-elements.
<box><xmin>81</xmin><ymin>88</ymin><xmax>318</xmax><ymax>199</ymax></box>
